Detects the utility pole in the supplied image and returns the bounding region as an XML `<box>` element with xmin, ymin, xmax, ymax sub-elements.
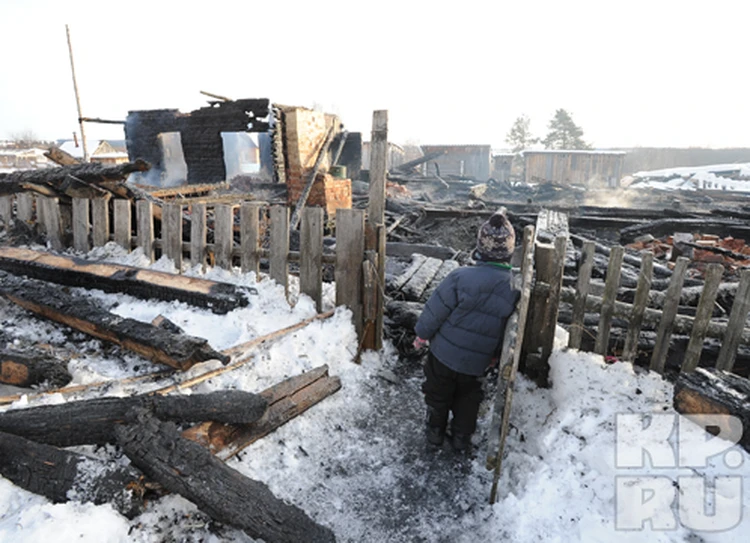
<box><xmin>66</xmin><ymin>24</ymin><xmax>88</xmax><ymax>162</ymax></box>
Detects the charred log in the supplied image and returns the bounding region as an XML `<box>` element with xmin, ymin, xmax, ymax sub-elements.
<box><xmin>0</xmin><ymin>390</ymin><xmax>267</xmax><ymax>448</ymax></box>
<box><xmin>0</xmin><ymin>430</ymin><xmax>144</xmax><ymax>518</ymax></box>
<box><xmin>673</xmin><ymin>368</ymin><xmax>750</xmax><ymax>453</ymax></box>
<box><xmin>115</xmin><ymin>409</ymin><xmax>336</xmax><ymax>543</ymax></box>
<box><xmin>0</xmin><ymin>247</ymin><xmax>251</xmax><ymax>315</ymax></box>
<box><xmin>0</xmin><ymin>271</ymin><xmax>228</xmax><ymax>370</ymax></box>
<box><xmin>0</xmin><ymin>348</ymin><xmax>71</xmax><ymax>388</ymax></box>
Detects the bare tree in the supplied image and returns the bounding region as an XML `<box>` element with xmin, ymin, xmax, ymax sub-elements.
<box><xmin>505</xmin><ymin>114</ymin><xmax>538</xmax><ymax>153</ymax></box>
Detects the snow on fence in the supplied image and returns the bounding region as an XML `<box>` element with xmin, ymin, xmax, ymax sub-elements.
<box><xmin>0</xmin><ymin>194</ymin><xmax>369</xmax><ymax>333</ymax></box>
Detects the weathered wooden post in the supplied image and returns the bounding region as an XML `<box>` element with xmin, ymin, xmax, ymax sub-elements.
<box><xmin>136</xmin><ymin>200</ymin><xmax>154</xmax><ymax>262</ymax></box>
<box><xmin>240</xmin><ymin>203</ymin><xmax>261</xmax><ymax>276</ymax></box>
<box><xmin>269</xmin><ymin>206</ymin><xmax>290</xmax><ymax>298</ymax></box>
<box><xmin>716</xmin><ymin>268</ymin><xmax>750</xmax><ymax>373</ymax></box>
<box><xmin>72</xmin><ymin>197</ymin><xmax>90</xmax><ymax>253</ymax></box>
<box><xmin>0</xmin><ymin>196</ymin><xmax>13</xmax><ymax>228</ymax></box>
<box><xmin>162</xmin><ymin>203</ymin><xmax>183</xmax><ymax>270</ymax></box>
<box><xmin>113</xmin><ymin>199</ymin><xmax>131</xmax><ymax>251</ymax></box>
<box><xmin>682</xmin><ymin>263</ymin><xmax>723</xmax><ymax>372</ymax></box>
<box><xmin>335</xmin><ymin>209</ymin><xmax>365</xmax><ymax>341</ymax></box>
<box><xmin>650</xmin><ymin>256</ymin><xmax>689</xmax><ymax>373</ymax></box>
<box><xmin>91</xmin><ymin>197</ymin><xmax>110</xmax><ymax>248</ymax></box>
<box><xmin>621</xmin><ymin>251</ymin><xmax>654</xmax><ymax>362</ymax></box>
<box><xmin>522</xmin><ymin>234</ymin><xmax>566</xmax><ymax>386</ymax></box>
<box><xmin>568</xmin><ymin>240</ymin><xmax>595</xmax><ymax>350</ymax></box>
<box><xmin>300</xmin><ymin>207</ymin><xmax>324</xmax><ymax>312</ymax></box>
<box><xmin>190</xmin><ymin>203</ymin><xmax>207</xmax><ymax>270</ymax></box>
<box><xmin>594</xmin><ymin>246</ymin><xmax>624</xmax><ymax>355</ymax></box>
<box><xmin>364</xmin><ymin>110</ymin><xmax>388</xmax><ymax>351</ymax></box>
<box><xmin>213</xmin><ymin>205</ymin><xmax>234</xmax><ymax>270</ymax></box>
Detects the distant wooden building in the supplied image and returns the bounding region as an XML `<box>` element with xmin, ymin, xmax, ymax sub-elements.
<box><xmin>523</xmin><ymin>150</ymin><xmax>626</xmax><ymax>188</ymax></box>
<box><xmin>491</xmin><ymin>153</ymin><xmax>515</xmax><ymax>183</ymax></box>
<box><xmin>420</xmin><ymin>145</ymin><xmax>492</xmax><ymax>181</ymax></box>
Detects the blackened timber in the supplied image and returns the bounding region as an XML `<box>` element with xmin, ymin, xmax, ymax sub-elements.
<box><xmin>0</xmin><ymin>271</ymin><xmax>228</xmax><ymax>370</ymax></box>
<box><xmin>673</xmin><ymin>368</ymin><xmax>750</xmax><ymax>453</ymax></box>
<box><xmin>620</xmin><ymin>219</ymin><xmax>750</xmax><ymax>245</ymax></box>
<box><xmin>0</xmin><ymin>247</ymin><xmax>250</xmax><ymax>314</ymax></box>
<box><xmin>0</xmin><ymin>430</ymin><xmax>144</xmax><ymax>518</ymax></box>
<box><xmin>115</xmin><ymin>409</ymin><xmax>336</xmax><ymax>543</ymax></box>
<box><xmin>0</xmin><ymin>160</ymin><xmax>150</xmax><ymax>195</ymax></box>
<box><xmin>0</xmin><ymin>349</ymin><xmax>72</xmax><ymax>388</ymax></box>
<box><xmin>0</xmin><ymin>390</ymin><xmax>267</xmax><ymax>447</ymax></box>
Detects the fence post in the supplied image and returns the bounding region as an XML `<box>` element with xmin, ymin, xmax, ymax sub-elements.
<box><xmin>240</xmin><ymin>203</ymin><xmax>261</xmax><ymax>276</ymax></box>
<box><xmin>715</xmin><ymin>268</ymin><xmax>750</xmax><ymax>372</ymax></box>
<box><xmin>162</xmin><ymin>203</ymin><xmax>183</xmax><ymax>270</ymax></box>
<box><xmin>650</xmin><ymin>256</ymin><xmax>690</xmax><ymax>373</ymax></box>
<box><xmin>72</xmin><ymin>197</ymin><xmax>90</xmax><ymax>253</ymax></box>
<box><xmin>91</xmin><ymin>197</ymin><xmax>110</xmax><ymax>247</ymax></box>
<box><xmin>300</xmin><ymin>207</ymin><xmax>324</xmax><ymax>312</ymax></box>
<box><xmin>594</xmin><ymin>246</ymin><xmax>624</xmax><ymax>355</ymax></box>
<box><xmin>568</xmin><ymin>240</ymin><xmax>595</xmax><ymax>350</ymax></box>
<box><xmin>214</xmin><ymin>204</ymin><xmax>234</xmax><ymax>270</ymax></box>
<box><xmin>269</xmin><ymin>206</ymin><xmax>290</xmax><ymax>297</ymax></box>
<box><xmin>682</xmin><ymin>263</ymin><xmax>723</xmax><ymax>372</ymax></box>
<box><xmin>335</xmin><ymin>209</ymin><xmax>365</xmax><ymax>339</ymax></box>
<box><xmin>16</xmin><ymin>193</ymin><xmax>33</xmax><ymax>224</ymax></box>
<box><xmin>40</xmin><ymin>197</ymin><xmax>63</xmax><ymax>251</ymax></box>
<box><xmin>137</xmin><ymin>200</ymin><xmax>154</xmax><ymax>262</ymax></box>
<box><xmin>190</xmin><ymin>203</ymin><xmax>207</xmax><ymax>270</ymax></box>
<box><xmin>621</xmin><ymin>251</ymin><xmax>654</xmax><ymax>362</ymax></box>
<box><xmin>113</xmin><ymin>199</ymin><xmax>131</xmax><ymax>251</ymax></box>
<box><xmin>0</xmin><ymin>196</ymin><xmax>12</xmax><ymax>227</ymax></box>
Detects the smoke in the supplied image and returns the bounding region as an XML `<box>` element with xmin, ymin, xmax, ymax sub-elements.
<box><xmin>583</xmin><ymin>188</ymin><xmax>638</xmax><ymax>208</ymax></box>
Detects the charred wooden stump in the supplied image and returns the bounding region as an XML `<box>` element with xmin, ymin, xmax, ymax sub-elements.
<box><xmin>0</xmin><ymin>271</ymin><xmax>228</xmax><ymax>370</ymax></box>
<box><xmin>0</xmin><ymin>349</ymin><xmax>71</xmax><ymax>388</ymax></box>
<box><xmin>0</xmin><ymin>430</ymin><xmax>145</xmax><ymax>518</ymax></box>
<box><xmin>0</xmin><ymin>390</ymin><xmax>267</xmax><ymax>447</ymax></box>
<box><xmin>116</xmin><ymin>409</ymin><xmax>336</xmax><ymax>543</ymax></box>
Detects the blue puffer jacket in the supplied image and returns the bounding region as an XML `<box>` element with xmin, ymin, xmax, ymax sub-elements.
<box><xmin>415</xmin><ymin>263</ymin><xmax>519</xmax><ymax>376</ymax></box>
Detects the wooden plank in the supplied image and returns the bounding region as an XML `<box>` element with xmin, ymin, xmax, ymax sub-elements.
<box><xmin>0</xmin><ymin>196</ymin><xmax>11</xmax><ymax>227</ymax></box>
<box><xmin>113</xmin><ymin>199</ymin><xmax>131</xmax><ymax>251</ymax></box>
<box><xmin>16</xmin><ymin>192</ymin><xmax>33</xmax><ymax>223</ymax></box>
<box><xmin>568</xmin><ymin>241</ymin><xmax>595</xmax><ymax>350</ymax></box>
<box><xmin>300</xmin><ymin>207</ymin><xmax>323</xmax><ymax>312</ymax></box>
<box><xmin>716</xmin><ymin>269</ymin><xmax>750</xmax><ymax>372</ymax></box>
<box><xmin>594</xmin><ymin>246</ymin><xmax>624</xmax><ymax>355</ymax></box>
<box><xmin>213</xmin><ymin>204</ymin><xmax>234</xmax><ymax>270</ymax></box>
<box><xmin>36</xmin><ymin>195</ymin><xmax>46</xmax><ymax>233</ymax></box>
<box><xmin>91</xmin><ymin>197</ymin><xmax>110</xmax><ymax>247</ymax></box>
<box><xmin>682</xmin><ymin>263</ymin><xmax>724</xmax><ymax>372</ymax></box>
<box><xmin>39</xmin><ymin>197</ymin><xmax>63</xmax><ymax>251</ymax></box>
<box><xmin>71</xmin><ymin>197</ymin><xmax>90</xmax><ymax>253</ymax></box>
<box><xmin>136</xmin><ymin>200</ymin><xmax>154</xmax><ymax>262</ymax></box>
<box><xmin>335</xmin><ymin>209</ymin><xmax>365</xmax><ymax>337</ymax></box>
<box><xmin>621</xmin><ymin>251</ymin><xmax>654</xmax><ymax>362</ymax></box>
<box><xmin>650</xmin><ymin>256</ymin><xmax>690</xmax><ymax>373</ymax></box>
<box><xmin>269</xmin><ymin>206</ymin><xmax>290</xmax><ymax>296</ymax></box>
<box><xmin>375</xmin><ymin>223</ymin><xmax>386</xmax><ymax>351</ymax></box>
<box><xmin>162</xmin><ymin>203</ymin><xmax>183</xmax><ymax>270</ymax></box>
<box><xmin>489</xmin><ymin>225</ymin><xmax>535</xmax><ymax>504</ymax></box>
<box><xmin>367</xmin><ymin>110</ymin><xmax>388</xmax><ymax>227</ymax></box>
<box><xmin>190</xmin><ymin>203</ymin><xmax>207</xmax><ymax>269</ymax></box>
<box><xmin>241</xmin><ymin>203</ymin><xmax>261</xmax><ymax>275</ymax></box>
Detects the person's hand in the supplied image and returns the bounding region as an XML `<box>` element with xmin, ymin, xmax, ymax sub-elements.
<box><xmin>412</xmin><ymin>337</ymin><xmax>429</xmax><ymax>350</ymax></box>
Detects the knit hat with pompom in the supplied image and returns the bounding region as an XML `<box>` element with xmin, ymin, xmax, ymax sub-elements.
<box><xmin>473</xmin><ymin>209</ymin><xmax>515</xmax><ymax>262</ymax></box>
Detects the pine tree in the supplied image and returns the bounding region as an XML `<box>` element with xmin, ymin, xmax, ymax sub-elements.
<box><xmin>541</xmin><ymin>109</ymin><xmax>590</xmax><ymax>150</ymax></box>
<box><xmin>505</xmin><ymin>115</ymin><xmax>537</xmax><ymax>153</ymax></box>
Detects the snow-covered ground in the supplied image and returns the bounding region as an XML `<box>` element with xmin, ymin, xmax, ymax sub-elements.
<box><xmin>1</xmin><ymin>242</ymin><xmax>749</xmax><ymax>542</ymax></box>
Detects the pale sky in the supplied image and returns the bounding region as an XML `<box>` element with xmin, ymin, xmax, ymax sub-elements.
<box><xmin>0</xmin><ymin>0</ymin><xmax>748</xmax><ymax>150</ymax></box>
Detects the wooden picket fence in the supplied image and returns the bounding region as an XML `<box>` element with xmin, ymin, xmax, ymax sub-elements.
<box><xmin>562</xmin><ymin>239</ymin><xmax>750</xmax><ymax>376</ymax></box>
<box><xmin>0</xmin><ymin>193</ymin><xmax>370</xmax><ymax>332</ymax></box>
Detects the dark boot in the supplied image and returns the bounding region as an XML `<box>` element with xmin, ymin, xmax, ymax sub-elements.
<box><xmin>451</xmin><ymin>432</ymin><xmax>472</xmax><ymax>454</ymax></box>
<box><xmin>425</xmin><ymin>406</ymin><xmax>447</xmax><ymax>447</ymax></box>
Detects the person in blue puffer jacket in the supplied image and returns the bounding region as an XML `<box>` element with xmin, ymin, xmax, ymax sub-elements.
<box><xmin>413</xmin><ymin>209</ymin><xmax>519</xmax><ymax>453</ymax></box>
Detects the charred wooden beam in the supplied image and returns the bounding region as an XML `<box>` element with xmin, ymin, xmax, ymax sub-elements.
<box><xmin>0</xmin><ymin>390</ymin><xmax>267</xmax><ymax>448</ymax></box>
<box><xmin>182</xmin><ymin>365</ymin><xmax>341</xmax><ymax>460</ymax></box>
<box><xmin>0</xmin><ymin>348</ymin><xmax>71</xmax><ymax>388</ymax></box>
<box><xmin>0</xmin><ymin>247</ymin><xmax>251</xmax><ymax>314</ymax></box>
<box><xmin>0</xmin><ymin>160</ymin><xmax>150</xmax><ymax>189</ymax></box>
<box><xmin>115</xmin><ymin>409</ymin><xmax>336</xmax><ymax>543</ymax></box>
<box><xmin>0</xmin><ymin>430</ymin><xmax>145</xmax><ymax>518</ymax></box>
<box><xmin>44</xmin><ymin>147</ymin><xmax>81</xmax><ymax>166</ymax></box>
<box><xmin>620</xmin><ymin>219</ymin><xmax>750</xmax><ymax>245</ymax></box>
<box><xmin>673</xmin><ymin>368</ymin><xmax>750</xmax><ymax>453</ymax></box>
<box><xmin>0</xmin><ymin>271</ymin><xmax>228</xmax><ymax>370</ymax></box>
